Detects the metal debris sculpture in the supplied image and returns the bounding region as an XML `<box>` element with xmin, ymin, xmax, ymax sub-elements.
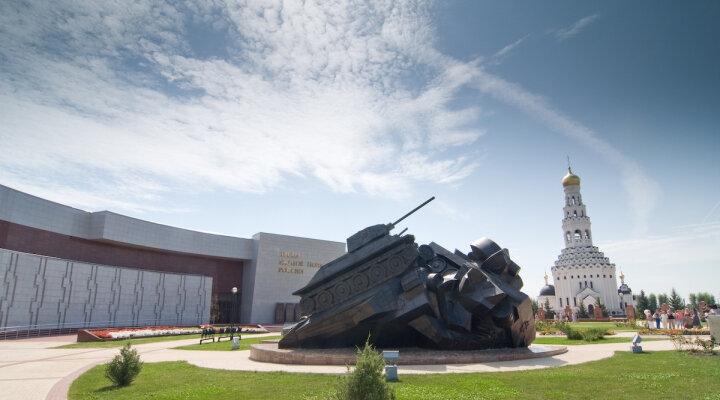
<box><xmin>279</xmin><ymin>197</ymin><xmax>536</xmax><ymax>350</ymax></box>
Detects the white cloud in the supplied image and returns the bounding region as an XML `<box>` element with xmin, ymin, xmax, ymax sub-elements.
<box><xmin>0</xmin><ymin>0</ymin><xmax>484</xmax><ymax>211</ymax></box>
<box><xmin>491</xmin><ymin>35</ymin><xmax>528</xmax><ymax>63</ymax></box>
<box><xmin>600</xmin><ymin>222</ymin><xmax>720</xmax><ymax>296</ymax></box>
<box><xmin>551</xmin><ymin>14</ymin><xmax>600</xmax><ymax>42</ymax></box>
<box><xmin>463</xmin><ymin>65</ymin><xmax>660</xmax><ymax>235</ymax></box>
<box><xmin>602</xmin><ymin>223</ymin><xmax>720</xmax><ymax>266</ymax></box>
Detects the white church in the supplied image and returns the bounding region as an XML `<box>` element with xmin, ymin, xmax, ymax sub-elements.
<box><xmin>538</xmin><ymin>167</ymin><xmax>636</xmax><ymax>318</ymax></box>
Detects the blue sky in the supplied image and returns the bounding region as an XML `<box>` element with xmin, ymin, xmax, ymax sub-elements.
<box><xmin>1</xmin><ymin>1</ymin><xmax>718</xmax><ymax>303</ymax></box>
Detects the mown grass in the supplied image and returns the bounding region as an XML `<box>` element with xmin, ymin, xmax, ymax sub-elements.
<box><xmin>532</xmin><ymin>336</ymin><xmax>663</xmax><ymax>345</ymax></box>
<box><xmin>55</xmin><ymin>332</ymin><xmax>270</xmax><ymax>349</ymax></box>
<box><xmin>565</xmin><ymin>321</ymin><xmax>637</xmax><ymax>331</ymax></box>
<box><xmin>70</xmin><ymin>351</ymin><xmax>720</xmax><ymax>400</ymax></box>
<box><xmin>174</xmin><ymin>335</ymin><xmax>281</xmax><ymax>351</ymax></box>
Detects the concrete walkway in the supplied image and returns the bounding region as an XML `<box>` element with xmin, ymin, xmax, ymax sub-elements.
<box><xmin>0</xmin><ymin>332</ymin><xmax>676</xmax><ymax>400</ymax></box>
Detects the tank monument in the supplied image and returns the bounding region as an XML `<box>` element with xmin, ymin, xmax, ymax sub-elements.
<box><xmin>278</xmin><ymin>197</ymin><xmax>536</xmax><ymax>351</ymax></box>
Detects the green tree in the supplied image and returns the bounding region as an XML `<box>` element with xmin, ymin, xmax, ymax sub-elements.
<box><xmin>648</xmin><ymin>293</ymin><xmax>658</xmax><ymax>312</ymax></box>
<box><xmin>334</xmin><ymin>339</ymin><xmax>395</xmax><ymax>400</ymax></box>
<box><xmin>543</xmin><ymin>298</ymin><xmax>556</xmax><ymax>319</ymax></box>
<box><xmin>668</xmin><ymin>288</ymin><xmax>685</xmax><ymax>310</ymax></box>
<box><xmin>105</xmin><ymin>343</ymin><xmax>143</xmax><ymax>387</ymax></box>
<box><xmin>595</xmin><ymin>298</ymin><xmax>609</xmax><ymax>318</ymax></box>
<box><xmin>636</xmin><ymin>290</ymin><xmax>650</xmax><ymax>319</ymax></box>
<box><xmin>657</xmin><ymin>293</ymin><xmax>669</xmax><ymax>308</ymax></box>
<box><xmin>577</xmin><ymin>299</ymin><xmax>589</xmax><ymax>319</ymax></box>
<box><xmin>689</xmin><ymin>292</ymin><xmax>717</xmax><ymax>309</ymax></box>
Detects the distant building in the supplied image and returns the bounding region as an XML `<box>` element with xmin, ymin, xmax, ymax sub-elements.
<box><xmin>0</xmin><ymin>184</ymin><xmax>345</xmax><ymax>332</ymax></box>
<box><xmin>538</xmin><ymin>167</ymin><xmax>635</xmax><ymax>317</ymax></box>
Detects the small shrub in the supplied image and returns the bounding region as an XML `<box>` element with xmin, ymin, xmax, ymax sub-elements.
<box><xmin>578</xmin><ymin>328</ymin><xmax>606</xmax><ymax>341</ymax></box>
<box><xmin>564</xmin><ymin>327</ymin><xmax>605</xmax><ymax>341</ymax></box>
<box><xmin>670</xmin><ymin>334</ymin><xmax>688</xmax><ymax>351</ymax></box>
<box><xmin>614</xmin><ymin>319</ymin><xmax>636</xmax><ymax>328</ymax></box>
<box><xmin>333</xmin><ymin>339</ymin><xmax>395</xmax><ymax>400</ymax></box>
<box><xmin>104</xmin><ymin>343</ymin><xmax>143</xmax><ymax>386</ymax></box>
<box><xmin>694</xmin><ymin>336</ymin><xmax>718</xmax><ymax>354</ymax></box>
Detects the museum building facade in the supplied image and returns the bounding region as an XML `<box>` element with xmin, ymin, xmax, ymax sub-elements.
<box><xmin>0</xmin><ymin>184</ymin><xmax>345</xmax><ymax>332</ymax></box>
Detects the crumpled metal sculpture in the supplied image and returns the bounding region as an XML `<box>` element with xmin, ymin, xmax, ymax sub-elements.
<box><xmin>279</xmin><ymin>199</ymin><xmax>535</xmax><ymax>350</ymax></box>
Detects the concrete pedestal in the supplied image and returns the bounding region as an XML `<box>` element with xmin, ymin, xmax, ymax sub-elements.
<box><xmin>707</xmin><ymin>315</ymin><xmax>720</xmax><ymax>341</ymax></box>
<box><xmin>385</xmin><ymin>366</ymin><xmax>398</xmax><ymax>382</ymax></box>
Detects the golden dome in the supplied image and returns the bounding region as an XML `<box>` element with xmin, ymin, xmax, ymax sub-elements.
<box><xmin>562</xmin><ymin>167</ymin><xmax>580</xmax><ymax>186</ymax></box>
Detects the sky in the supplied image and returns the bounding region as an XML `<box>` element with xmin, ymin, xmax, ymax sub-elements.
<box><xmin>1</xmin><ymin>1</ymin><xmax>718</xmax><ymax>303</ymax></box>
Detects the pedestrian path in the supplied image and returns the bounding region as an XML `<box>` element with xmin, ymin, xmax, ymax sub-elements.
<box><xmin>0</xmin><ymin>333</ymin><xmax>675</xmax><ymax>400</ymax></box>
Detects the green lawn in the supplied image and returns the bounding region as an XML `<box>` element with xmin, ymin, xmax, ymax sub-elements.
<box><xmin>55</xmin><ymin>332</ymin><xmax>271</xmax><ymax>349</ymax></box>
<box><xmin>70</xmin><ymin>351</ymin><xmax>720</xmax><ymax>400</ymax></box>
<box><xmin>174</xmin><ymin>335</ymin><xmax>281</xmax><ymax>351</ymax></box>
<box><xmin>531</xmin><ymin>336</ymin><xmax>663</xmax><ymax>345</ymax></box>
<box><xmin>565</xmin><ymin>321</ymin><xmax>638</xmax><ymax>331</ymax></box>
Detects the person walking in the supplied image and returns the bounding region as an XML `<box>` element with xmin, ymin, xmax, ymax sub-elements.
<box><xmin>676</xmin><ymin>309</ymin><xmax>685</xmax><ymax>330</ymax></box>
<box><xmin>692</xmin><ymin>308</ymin><xmax>702</xmax><ymax>329</ymax></box>
<box><xmin>684</xmin><ymin>308</ymin><xmax>693</xmax><ymax>329</ymax></box>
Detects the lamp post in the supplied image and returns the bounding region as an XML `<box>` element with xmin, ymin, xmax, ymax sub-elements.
<box><xmin>231</xmin><ymin>286</ymin><xmax>240</xmax><ymax>350</ymax></box>
<box><xmin>231</xmin><ymin>287</ymin><xmax>238</xmax><ymax>328</ymax></box>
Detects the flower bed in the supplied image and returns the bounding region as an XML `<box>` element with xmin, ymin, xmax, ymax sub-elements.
<box><xmin>638</xmin><ymin>328</ymin><xmax>710</xmax><ymax>336</ymax></box>
<box><xmin>537</xmin><ymin>329</ymin><xmax>565</xmax><ymax>336</ymax></box>
<box><xmin>92</xmin><ymin>326</ymin><xmax>201</xmax><ymax>339</ymax></box>
<box><xmin>78</xmin><ymin>324</ymin><xmax>269</xmax><ymax>342</ymax></box>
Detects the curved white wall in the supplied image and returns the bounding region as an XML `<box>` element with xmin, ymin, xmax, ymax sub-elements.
<box><xmin>0</xmin><ymin>248</ymin><xmax>212</xmax><ymax>330</ymax></box>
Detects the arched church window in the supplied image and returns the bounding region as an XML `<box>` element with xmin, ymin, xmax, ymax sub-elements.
<box><xmin>559</xmin><ymin>298</ymin><xmax>563</xmax><ymax>306</ymax></box>
<box><xmin>571</xmin><ymin>197</ymin><xmax>576</xmax><ymax>205</ymax></box>
<box><xmin>584</xmin><ymin>281</ymin><xmax>587</xmax><ymax>287</ymax></box>
<box><xmin>579</xmin><ymin>282</ymin><xmax>582</xmax><ymax>289</ymax></box>
<box><xmin>573</xmin><ymin>298</ymin><xmax>577</xmax><ymax>306</ymax></box>
<box><xmin>566</xmin><ymin>232</ymin><xmax>571</xmax><ymax>242</ymax></box>
<box><xmin>574</xmin><ymin>230</ymin><xmax>582</xmax><ymax>241</ymax></box>
<box><xmin>590</xmin><ymin>282</ymin><xmax>593</xmax><ymax>289</ymax></box>
<box><xmin>585</xmin><ymin>230</ymin><xmax>591</xmax><ymax>240</ymax></box>
<box><xmin>573</xmin><ymin>210</ymin><xmax>578</xmax><ymax>217</ymax></box>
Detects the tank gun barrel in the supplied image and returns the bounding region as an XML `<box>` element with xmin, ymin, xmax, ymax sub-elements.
<box><xmin>390</xmin><ymin>196</ymin><xmax>435</xmax><ymax>228</ymax></box>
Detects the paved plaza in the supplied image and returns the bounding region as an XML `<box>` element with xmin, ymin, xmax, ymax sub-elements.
<box><xmin>0</xmin><ymin>332</ymin><xmax>675</xmax><ymax>400</ymax></box>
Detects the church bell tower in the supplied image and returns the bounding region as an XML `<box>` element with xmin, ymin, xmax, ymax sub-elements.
<box><xmin>561</xmin><ymin>167</ymin><xmax>593</xmax><ymax>248</ymax></box>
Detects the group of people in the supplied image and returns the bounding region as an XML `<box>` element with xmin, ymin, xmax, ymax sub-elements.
<box><xmin>643</xmin><ymin>305</ymin><xmax>717</xmax><ymax>330</ymax></box>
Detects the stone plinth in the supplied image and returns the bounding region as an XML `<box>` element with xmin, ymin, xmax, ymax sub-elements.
<box><xmin>250</xmin><ymin>342</ymin><xmax>567</xmax><ymax>365</ymax></box>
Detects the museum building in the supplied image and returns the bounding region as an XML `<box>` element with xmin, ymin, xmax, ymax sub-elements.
<box><xmin>0</xmin><ymin>184</ymin><xmax>345</xmax><ymax>333</ymax></box>
<box><xmin>537</xmin><ymin>168</ymin><xmax>636</xmax><ymax>317</ymax></box>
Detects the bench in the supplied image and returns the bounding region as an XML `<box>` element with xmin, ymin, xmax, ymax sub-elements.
<box><xmin>200</xmin><ymin>326</ymin><xmax>241</xmax><ymax>344</ymax></box>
